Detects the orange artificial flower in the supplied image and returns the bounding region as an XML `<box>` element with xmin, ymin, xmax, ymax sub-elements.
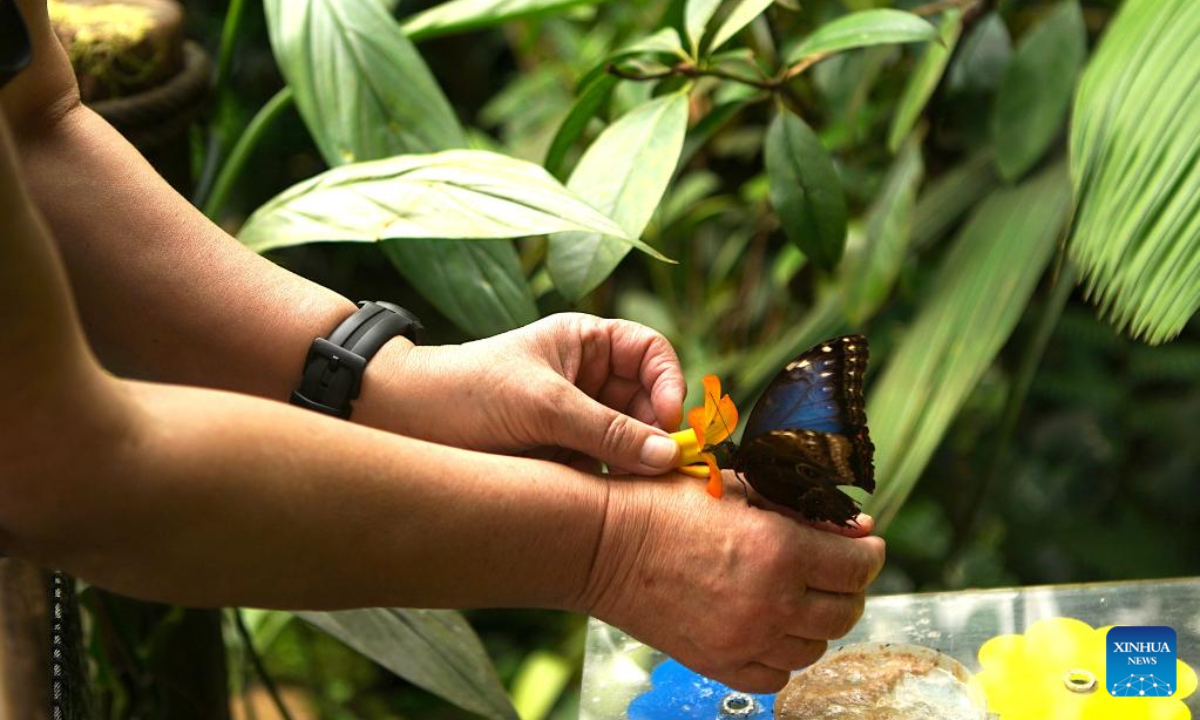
<box><xmin>670</xmin><ymin>375</ymin><xmax>738</xmax><ymax>498</ymax></box>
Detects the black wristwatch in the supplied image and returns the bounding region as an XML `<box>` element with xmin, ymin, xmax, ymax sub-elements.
<box><xmin>290</xmin><ymin>301</ymin><xmax>424</xmax><ymax>419</ymax></box>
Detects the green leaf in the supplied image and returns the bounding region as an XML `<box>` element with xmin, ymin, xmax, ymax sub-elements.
<box><xmin>401</xmin><ymin>0</ymin><xmax>605</xmax><ymax>42</ymax></box>
<box><xmin>765</xmin><ymin>107</ymin><xmax>847</xmax><ymax>270</ymax></box>
<box><xmin>911</xmin><ymin>150</ymin><xmax>997</xmax><ymax>251</ymax></box>
<box><xmin>710</xmin><ymin>0</ymin><xmax>776</xmax><ymax>53</ymax></box>
<box><xmin>544</xmin><ymin>74</ymin><xmax>618</xmax><ymax>179</ymax></box>
<box><xmin>263</xmin><ymin>0</ymin><xmax>466</xmax><ymax>166</ymax></box>
<box><xmin>685</xmin><ymin>0</ymin><xmax>723</xmax><ymax>55</ymax></box>
<box><xmin>865</xmin><ymin>165</ymin><xmax>1073</xmax><ymax>529</ymax></box>
<box><xmin>510</xmin><ymin>650</ymin><xmax>574</xmax><ymax>720</ymax></box>
<box><xmin>887</xmin><ymin>9</ymin><xmax>962</xmax><ymax>152</ymax></box>
<box><xmin>383</xmin><ymin>238</ymin><xmax>538</xmax><ymax>337</ymax></box>
<box><xmin>548</xmin><ymin>93</ymin><xmax>689</xmax><ymax>301</ymax></box>
<box><xmin>239</xmin><ymin>150</ymin><xmax>632</xmax><ymax>253</ymax></box>
<box><xmin>991</xmin><ymin>0</ymin><xmax>1086</xmax><ymax>181</ymax></box>
<box><xmin>1069</xmin><ymin>0</ymin><xmax>1200</xmax><ymax>344</ymax></box>
<box><xmin>946</xmin><ymin>11</ymin><xmax>1011</xmax><ymax>95</ymax></box>
<box><xmin>786</xmin><ymin>9</ymin><xmax>938</xmax><ymax>65</ymax></box>
<box><xmin>299</xmin><ymin>609</ymin><xmax>517</xmax><ymax>720</ymax></box>
<box><xmin>842</xmin><ymin>135</ymin><xmax>925</xmax><ymax>323</ymax></box>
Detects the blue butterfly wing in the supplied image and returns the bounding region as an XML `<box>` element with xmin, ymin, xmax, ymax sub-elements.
<box><xmin>742</xmin><ymin>335</ymin><xmax>869</xmax><ymax>441</ymax></box>
<box><xmin>734</xmin><ymin>335</ymin><xmax>874</xmax><ymax>525</ymax></box>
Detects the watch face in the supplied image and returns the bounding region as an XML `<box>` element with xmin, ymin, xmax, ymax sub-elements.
<box><xmin>0</xmin><ymin>0</ymin><xmax>33</xmax><ymax>90</ymax></box>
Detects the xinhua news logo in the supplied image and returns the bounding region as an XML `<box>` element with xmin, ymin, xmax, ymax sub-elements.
<box><xmin>1107</xmin><ymin>626</ymin><xmax>1177</xmax><ymax>697</ymax></box>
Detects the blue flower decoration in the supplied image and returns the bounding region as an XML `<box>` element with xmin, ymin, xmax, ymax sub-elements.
<box><xmin>628</xmin><ymin>659</ymin><xmax>776</xmax><ymax>720</ymax></box>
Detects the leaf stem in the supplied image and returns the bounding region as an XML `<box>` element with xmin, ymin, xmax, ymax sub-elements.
<box><xmin>608</xmin><ymin>59</ymin><xmax>793</xmax><ymax>91</ymax></box>
<box><xmin>203</xmin><ymin>87</ymin><xmax>295</xmax><ymax>222</ymax></box>
<box><xmin>192</xmin><ymin>0</ymin><xmax>251</xmax><ymax>208</ymax></box>
<box><xmin>234</xmin><ymin>609</ymin><xmax>296</xmax><ymax>720</ymax></box>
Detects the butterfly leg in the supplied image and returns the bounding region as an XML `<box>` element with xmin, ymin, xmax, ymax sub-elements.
<box><xmin>734</xmin><ymin>471</ymin><xmax>751</xmax><ymax>506</ymax></box>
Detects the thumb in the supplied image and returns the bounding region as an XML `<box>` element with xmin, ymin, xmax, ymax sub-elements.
<box><xmin>554</xmin><ymin>388</ymin><xmax>679</xmax><ymax>474</ymax></box>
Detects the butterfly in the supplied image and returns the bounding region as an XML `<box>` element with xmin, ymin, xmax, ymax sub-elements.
<box><xmin>683</xmin><ymin>335</ymin><xmax>875</xmax><ymax>526</ymax></box>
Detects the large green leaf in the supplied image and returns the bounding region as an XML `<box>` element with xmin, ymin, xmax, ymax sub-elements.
<box><xmin>785</xmin><ymin>9</ymin><xmax>938</xmax><ymax>65</ymax></box>
<box><xmin>263</xmin><ymin>0</ymin><xmax>466</xmax><ymax>166</ymax></box>
<box><xmin>383</xmin><ymin>238</ymin><xmax>539</xmax><ymax>337</ymax></box>
<box><xmin>765</xmin><ymin>106</ymin><xmax>847</xmax><ymax>270</ymax></box>
<box><xmin>865</xmin><ymin>166</ymin><xmax>1073</xmax><ymax>529</ymax></box>
<box><xmin>843</xmin><ymin>135</ymin><xmax>924</xmax><ymax>323</ymax></box>
<box><xmin>401</xmin><ymin>0</ymin><xmax>605</xmax><ymax>41</ymax></box>
<box><xmin>547</xmin><ymin>92</ymin><xmax>689</xmax><ymax>301</ymax></box>
<box><xmin>887</xmin><ymin>9</ymin><xmax>961</xmax><ymax>152</ymax></box>
<box><xmin>991</xmin><ymin>0</ymin><xmax>1086</xmax><ymax>181</ymax></box>
<box><xmin>238</xmin><ymin>150</ymin><xmax>632</xmax><ymax>253</ymax></box>
<box><xmin>299</xmin><ymin>609</ymin><xmax>517</xmax><ymax>720</ymax></box>
<box><xmin>710</xmin><ymin>0</ymin><xmax>776</xmax><ymax>53</ymax></box>
<box><xmin>263</xmin><ymin>0</ymin><xmax>540</xmax><ymax>340</ymax></box>
<box><xmin>1069</xmin><ymin>0</ymin><xmax>1200</xmax><ymax>345</ymax></box>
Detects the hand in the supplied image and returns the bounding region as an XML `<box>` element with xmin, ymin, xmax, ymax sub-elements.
<box><xmin>575</xmin><ymin>471</ymin><xmax>886</xmax><ymax>694</ymax></box>
<box><xmin>359</xmin><ymin>313</ymin><xmax>687</xmax><ymax>474</ymax></box>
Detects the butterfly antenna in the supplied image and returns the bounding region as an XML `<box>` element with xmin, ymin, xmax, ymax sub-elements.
<box><xmin>707</xmin><ymin>386</ymin><xmax>736</xmax><ymax>449</ymax></box>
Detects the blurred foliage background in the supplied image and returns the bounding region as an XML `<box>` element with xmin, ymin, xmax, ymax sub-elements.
<box><xmin>63</xmin><ymin>0</ymin><xmax>1200</xmax><ymax>718</ymax></box>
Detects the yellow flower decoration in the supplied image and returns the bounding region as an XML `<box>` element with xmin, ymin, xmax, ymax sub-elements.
<box><xmin>669</xmin><ymin>375</ymin><xmax>738</xmax><ymax>498</ymax></box>
<box><xmin>978</xmin><ymin>617</ymin><xmax>1196</xmax><ymax>720</ymax></box>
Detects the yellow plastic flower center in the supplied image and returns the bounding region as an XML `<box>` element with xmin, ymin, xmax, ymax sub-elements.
<box><xmin>1063</xmin><ymin>669</ymin><xmax>1098</xmax><ymax>694</ymax></box>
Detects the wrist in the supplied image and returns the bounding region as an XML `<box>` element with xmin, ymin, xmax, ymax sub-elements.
<box><xmin>569</xmin><ymin>477</ymin><xmax>654</xmax><ymax>618</ymax></box>
<box><xmin>351</xmin><ymin>337</ymin><xmax>431</xmax><ymax>435</ymax></box>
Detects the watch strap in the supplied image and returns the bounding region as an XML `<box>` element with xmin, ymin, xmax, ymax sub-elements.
<box><xmin>290</xmin><ymin>301</ymin><xmax>423</xmax><ymax>419</ymax></box>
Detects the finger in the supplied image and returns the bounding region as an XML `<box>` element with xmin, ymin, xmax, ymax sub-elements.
<box><xmin>551</xmin><ymin>382</ymin><xmax>679</xmax><ymax>474</ymax></box>
<box><xmin>788</xmin><ymin>591</ymin><xmax>865</xmax><ymax>640</ymax></box>
<box><xmin>709</xmin><ymin>662</ymin><xmax>791</xmax><ymax>694</ymax></box>
<box><xmin>624</xmin><ymin>390</ymin><xmax>658</xmax><ymax>427</ymax></box>
<box><xmin>799</xmin><ymin>531</ymin><xmax>886</xmax><ymax>594</ymax></box>
<box><xmin>757</xmin><ymin>637</ymin><xmax>827</xmax><ymax>671</ymax></box>
<box><xmin>596</xmin><ymin>376</ymin><xmax>642</xmax><ymax>416</ymax></box>
<box><xmin>749</xmin><ymin>491</ymin><xmax>875</xmax><ymax>538</ymax></box>
<box><xmin>604</xmin><ymin>320</ymin><xmax>686</xmax><ymax>432</ymax></box>
<box><xmin>800</xmin><ymin>513</ymin><xmax>875</xmax><ymax>538</ymax></box>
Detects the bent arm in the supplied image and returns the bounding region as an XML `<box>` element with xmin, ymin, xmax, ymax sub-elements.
<box><xmin>0</xmin><ymin>106</ymin><xmax>605</xmax><ymax>612</ymax></box>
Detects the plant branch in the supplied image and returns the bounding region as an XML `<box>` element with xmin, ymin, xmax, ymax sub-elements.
<box><xmin>608</xmin><ymin>60</ymin><xmax>796</xmax><ymax>91</ymax></box>
<box><xmin>234</xmin><ymin>609</ymin><xmax>296</xmax><ymax>720</ymax></box>
<box><xmin>912</xmin><ymin>0</ymin><xmax>981</xmax><ymax>17</ymax></box>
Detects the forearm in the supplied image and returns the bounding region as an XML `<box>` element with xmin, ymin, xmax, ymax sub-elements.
<box><xmin>15</xmin><ymin>104</ymin><xmax>357</xmax><ymax>396</ymax></box>
<box><xmin>6</xmin><ymin>376</ymin><xmax>606</xmax><ymax>611</ymax></box>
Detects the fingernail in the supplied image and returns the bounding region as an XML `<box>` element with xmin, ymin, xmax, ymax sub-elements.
<box><xmin>639</xmin><ymin>434</ymin><xmax>678</xmax><ymax>469</ymax></box>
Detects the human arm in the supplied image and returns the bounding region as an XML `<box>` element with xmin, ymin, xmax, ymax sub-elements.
<box><xmin>1</xmin><ymin>0</ymin><xmax>686</xmax><ymax>473</ymax></box>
